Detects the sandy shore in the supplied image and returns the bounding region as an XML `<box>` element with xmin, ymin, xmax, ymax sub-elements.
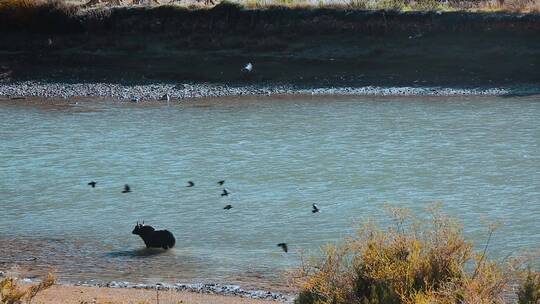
<box><xmin>31</xmin><ymin>284</ymin><xmax>285</xmax><ymax>304</ymax></box>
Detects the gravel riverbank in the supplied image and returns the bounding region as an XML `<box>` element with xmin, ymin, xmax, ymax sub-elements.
<box><xmin>71</xmin><ymin>280</ymin><xmax>293</xmax><ymax>302</ymax></box>
<box><xmin>0</xmin><ymin>81</ymin><xmax>513</xmax><ymax>101</ymax></box>
<box><xmin>0</xmin><ymin>271</ymin><xmax>293</xmax><ymax>302</ymax></box>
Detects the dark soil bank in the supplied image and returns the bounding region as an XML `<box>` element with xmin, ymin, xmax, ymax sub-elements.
<box><xmin>1</xmin><ymin>4</ymin><xmax>539</xmax><ymax>88</ymax></box>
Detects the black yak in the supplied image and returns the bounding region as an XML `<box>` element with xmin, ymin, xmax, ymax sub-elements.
<box><xmin>132</xmin><ymin>222</ymin><xmax>175</xmax><ymax>250</ymax></box>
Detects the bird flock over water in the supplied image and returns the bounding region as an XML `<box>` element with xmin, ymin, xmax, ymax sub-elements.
<box><xmin>87</xmin><ymin>177</ymin><xmax>318</xmax><ymax>253</ymax></box>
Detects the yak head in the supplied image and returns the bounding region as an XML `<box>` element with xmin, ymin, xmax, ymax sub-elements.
<box><xmin>132</xmin><ymin>221</ymin><xmax>155</xmax><ymax>236</ymax></box>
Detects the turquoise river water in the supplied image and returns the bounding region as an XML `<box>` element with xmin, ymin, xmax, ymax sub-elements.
<box><xmin>0</xmin><ymin>95</ymin><xmax>539</xmax><ymax>289</ymax></box>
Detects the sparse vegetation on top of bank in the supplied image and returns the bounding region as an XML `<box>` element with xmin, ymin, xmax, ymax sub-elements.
<box><xmin>234</xmin><ymin>0</ymin><xmax>540</xmax><ymax>13</ymax></box>
<box><xmin>5</xmin><ymin>0</ymin><xmax>540</xmax><ymax>13</ymax></box>
<box><xmin>0</xmin><ymin>0</ymin><xmax>539</xmax><ymax>34</ymax></box>
<box><xmin>1</xmin><ymin>0</ymin><xmax>539</xmax><ymax>34</ymax></box>
<box><xmin>292</xmin><ymin>206</ymin><xmax>539</xmax><ymax>304</ymax></box>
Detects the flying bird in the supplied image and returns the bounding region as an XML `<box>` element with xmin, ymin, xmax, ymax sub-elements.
<box><xmin>122</xmin><ymin>184</ymin><xmax>131</xmax><ymax>193</ymax></box>
<box><xmin>221</xmin><ymin>189</ymin><xmax>229</xmax><ymax>196</ymax></box>
<box><xmin>223</xmin><ymin>204</ymin><xmax>233</xmax><ymax>210</ymax></box>
<box><xmin>218</xmin><ymin>180</ymin><xmax>225</xmax><ymax>185</ymax></box>
<box><xmin>88</xmin><ymin>181</ymin><xmax>97</xmax><ymax>188</ymax></box>
<box><xmin>312</xmin><ymin>203</ymin><xmax>320</xmax><ymax>213</ymax></box>
<box><xmin>277</xmin><ymin>243</ymin><xmax>288</xmax><ymax>253</ymax></box>
<box><xmin>187</xmin><ymin>181</ymin><xmax>194</xmax><ymax>187</ymax></box>
<box><xmin>241</xmin><ymin>63</ymin><xmax>253</xmax><ymax>74</ymax></box>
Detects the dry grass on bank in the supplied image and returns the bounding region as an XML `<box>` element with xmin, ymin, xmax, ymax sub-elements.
<box><xmin>0</xmin><ymin>0</ymin><xmax>539</xmax><ymax>17</ymax></box>
<box><xmin>1</xmin><ymin>273</ymin><xmax>55</xmax><ymax>304</ymax></box>
<box><xmin>239</xmin><ymin>0</ymin><xmax>540</xmax><ymax>12</ymax></box>
<box><xmin>291</xmin><ymin>206</ymin><xmax>539</xmax><ymax>304</ymax></box>
<box><xmin>518</xmin><ymin>269</ymin><xmax>540</xmax><ymax>304</ymax></box>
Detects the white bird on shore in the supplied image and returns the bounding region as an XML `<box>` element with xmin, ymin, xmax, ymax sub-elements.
<box><xmin>161</xmin><ymin>93</ymin><xmax>170</xmax><ymax>106</ymax></box>
<box><xmin>242</xmin><ymin>62</ymin><xmax>253</xmax><ymax>74</ymax></box>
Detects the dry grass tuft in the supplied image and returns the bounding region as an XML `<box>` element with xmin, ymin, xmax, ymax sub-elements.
<box><xmin>518</xmin><ymin>268</ymin><xmax>540</xmax><ymax>304</ymax></box>
<box><xmin>479</xmin><ymin>0</ymin><xmax>540</xmax><ymax>12</ymax></box>
<box><xmin>0</xmin><ymin>273</ymin><xmax>55</xmax><ymax>304</ymax></box>
<box><xmin>293</xmin><ymin>206</ymin><xmax>520</xmax><ymax>304</ymax></box>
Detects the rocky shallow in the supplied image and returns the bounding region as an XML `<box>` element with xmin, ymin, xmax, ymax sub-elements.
<box><xmin>0</xmin><ymin>81</ymin><xmax>512</xmax><ymax>101</ymax></box>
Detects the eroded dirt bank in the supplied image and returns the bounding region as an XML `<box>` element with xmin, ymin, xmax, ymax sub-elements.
<box><xmin>0</xmin><ymin>5</ymin><xmax>539</xmax><ymax>88</ymax></box>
